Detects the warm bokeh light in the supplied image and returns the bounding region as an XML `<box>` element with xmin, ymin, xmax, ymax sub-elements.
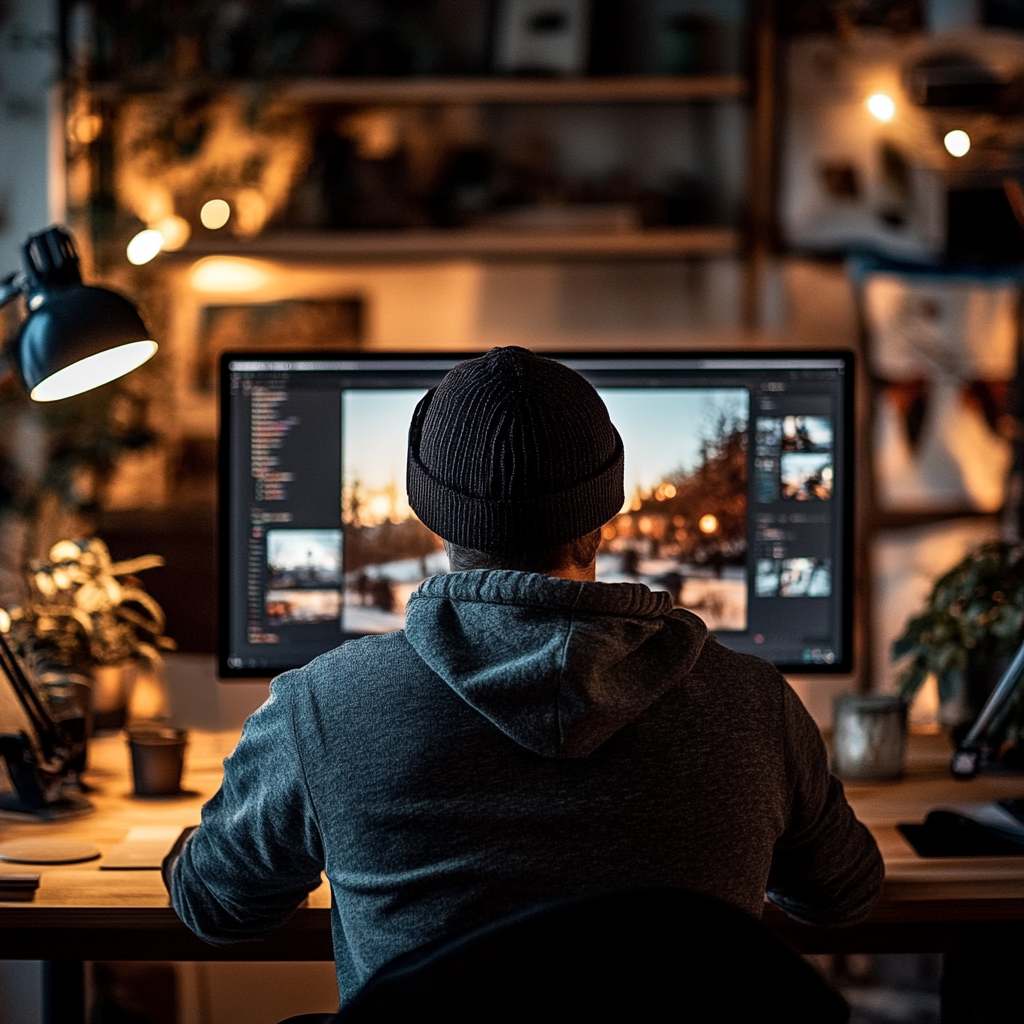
<box><xmin>233</xmin><ymin>188</ymin><xmax>268</xmax><ymax>237</ymax></box>
<box><xmin>944</xmin><ymin>130</ymin><xmax>971</xmax><ymax>157</ymax></box>
<box><xmin>189</xmin><ymin>256</ymin><xmax>272</xmax><ymax>293</ymax></box>
<box><xmin>698</xmin><ymin>513</ymin><xmax>719</xmax><ymax>534</ymax></box>
<box><xmin>30</xmin><ymin>341</ymin><xmax>158</xmax><ymax>402</ymax></box>
<box><xmin>126</xmin><ymin>229</ymin><xmax>164</xmax><ymax>265</ymax></box>
<box><xmin>154</xmin><ymin>215</ymin><xmax>191</xmax><ymax>251</ymax></box>
<box><xmin>866</xmin><ymin>93</ymin><xmax>895</xmax><ymax>122</ymax></box>
<box><xmin>72</xmin><ymin>113</ymin><xmax>103</xmax><ymax>144</ymax></box>
<box><xmin>200</xmin><ymin>198</ymin><xmax>231</xmax><ymax>229</ymax></box>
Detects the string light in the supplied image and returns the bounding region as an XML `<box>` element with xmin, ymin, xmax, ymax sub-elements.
<box><xmin>200</xmin><ymin>199</ymin><xmax>231</xmax><ymax>229</ymax></box>
<box><xmin>944</xmin><ymin>130</ymin><xmax>971</xmax><ymax>157</ymax></box>
<box><xmin>866</xmin><ymin>93</ymin><xmax>895</xmax><ymax>122</ymax></box>
<box><xmin>126</xmin><ymin>229</ymin><xmax>163</xmax><ymax>265</ymax></box>
<box><xmin>154</xmin><ymin>215</ymin><xmax>190</xmax><ymax>251</ymax></box>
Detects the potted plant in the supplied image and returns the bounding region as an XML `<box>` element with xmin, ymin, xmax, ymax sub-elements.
<box><xmin>892</xmin><ymin>540</ymin><xmax>1024</xmax><ymax>767</ymax></box>
<box><xmin>4</xmin><ymin>537</ymin><xmax>176</xmax><ymax>730</ymax></box>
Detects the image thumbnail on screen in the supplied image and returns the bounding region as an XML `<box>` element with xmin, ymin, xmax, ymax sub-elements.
<box><xmin>265</xmin><ymin>528</ymin><xmax>342</xmax><ymax>625</ymax></box>
<box><xmin>778</xmin><ymin>416</ymin><xmax>834</xmax><ymax>501</ymax></box>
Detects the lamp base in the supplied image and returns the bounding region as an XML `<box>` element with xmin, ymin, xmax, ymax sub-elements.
<box><xmin>0</xmin><ymin>791</ymin><xmax>92</xmax><ymax>820</ymax></box>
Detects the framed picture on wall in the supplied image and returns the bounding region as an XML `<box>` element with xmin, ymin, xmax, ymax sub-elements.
<box><xmin>494</xmin><ymin>0</ymin><xmax>591</xmax><ymax>76</ymax></box>
<box><xmin>195</xmin><ymin>298</ymin><xmax>364</xmax><ymax>394</ymax></box>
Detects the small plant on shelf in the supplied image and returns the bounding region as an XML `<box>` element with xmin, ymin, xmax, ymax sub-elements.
<box><xmin>892</xmin><ymin>540</ymin><xmax>1024</xmax><ymax>762</ymax></box>
<box><xmin>1</xmin><ymin>537</ymin><xmax>176</xmax><ymax>677</ymax></box>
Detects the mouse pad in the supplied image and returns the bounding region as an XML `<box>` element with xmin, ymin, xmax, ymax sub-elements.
<box><xmin>898</xmin><ymin>815</ymin><xmax>1024</xmax><ymax>857</ymax></box>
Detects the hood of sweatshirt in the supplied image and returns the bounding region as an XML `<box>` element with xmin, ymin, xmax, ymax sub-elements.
<box><xmin>404</xmin><ymin>570</ymin><xmax>708</xmax><ymax>759</ymax></box>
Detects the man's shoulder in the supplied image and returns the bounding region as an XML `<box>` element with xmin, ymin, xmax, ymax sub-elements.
<box><xmin>691</xmin><ymin>636</ymin><xmax>785</xmax><ymax>685</ymax></box>
<box><xmin>291</xmin><ymin>630</ymin><xmax>417</xmax><ymax>686</ymax></box>
<box><xmin>681</xmin><ymin>636</ymin><xmax>788</xmax><ymax>716</ymax></box>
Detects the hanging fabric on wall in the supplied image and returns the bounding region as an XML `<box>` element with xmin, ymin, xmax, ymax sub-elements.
<box><xmin>853</xmin><ymin>259</ymin><xmax>1021</xmax><ymax>513</ymax></box>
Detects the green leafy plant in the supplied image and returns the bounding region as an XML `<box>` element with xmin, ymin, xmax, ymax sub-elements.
<box><xmin>892</xmin><ymin>541</ymin><xmax>1024</xmax><ymax>752</ymax></box>
<box><xmin>0</xmin><ymin>537</ymin><xmax>176</xmax><ymax>675</ymax></box>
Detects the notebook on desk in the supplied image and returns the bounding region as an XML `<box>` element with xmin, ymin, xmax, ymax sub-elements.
<box><xmin>100</xmin><ymin>826</ymin><xmax>191</xmax><ymax>870</ymax></box>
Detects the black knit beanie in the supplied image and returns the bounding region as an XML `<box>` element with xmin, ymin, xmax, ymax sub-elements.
<box><xmin>407</xmin><ymin>347</ymin><xmax>624</xmax><ymax>553</ymax></box>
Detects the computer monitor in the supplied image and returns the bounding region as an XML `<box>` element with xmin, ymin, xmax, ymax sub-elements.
<box><xmin>219</xmin><ymin>351</ymin><xmax>853</xmax><ymax>677</ymax></box>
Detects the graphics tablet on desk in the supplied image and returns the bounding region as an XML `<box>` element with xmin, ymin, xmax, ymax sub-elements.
<box><xmin>899</xmin><ymin>800</ymin><xmax>1024</xmax><ymax>857</ymax></box>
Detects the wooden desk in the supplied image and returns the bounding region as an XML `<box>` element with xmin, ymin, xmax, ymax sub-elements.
<box><xmin>766</xmin><ymin>733</ymin><xmax>1024</xmax><ymax>954</ymax></box>
<box><xmin>0</xmin><ymin>730</ymin><xmax>333</xmax><ymax>962</ymax></box>
<box><xmin>1</xmin><ymin>731</ymin><xmax>1022</xmax><ymax>962</ymax></box>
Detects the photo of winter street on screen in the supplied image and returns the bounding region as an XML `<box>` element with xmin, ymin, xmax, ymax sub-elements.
<box><xmin>595</xmin><ymin>389</ymin><xmax>749</xmax><ymax>631</ymax></box>
<box><xmin>341</xmin><ymin>390</ymin><xmax>447</xmax><ymax>633</ymax></box>
<box><xmin>337</xmin><ymin>385</ymin><xmax>750</xmax><ymax>634</ymax></box>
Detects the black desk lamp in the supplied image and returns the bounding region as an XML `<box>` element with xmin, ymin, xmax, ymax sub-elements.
<box><xmin>0</xmin><ymin>225</ymin><xmax>156</xmax><ymax>814</ymax></box>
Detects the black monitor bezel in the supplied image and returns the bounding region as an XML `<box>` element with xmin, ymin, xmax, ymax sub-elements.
<box><xmin>218</xmin><ymin>349</ymin><xmax>855</xmax><ymax>678</ymax></box>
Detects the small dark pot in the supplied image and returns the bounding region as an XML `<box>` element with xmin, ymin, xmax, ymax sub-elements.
<box><xmin>127</xmin><ymin>724</ymin><xmax>188</xmax><ymax>797</ymax></box>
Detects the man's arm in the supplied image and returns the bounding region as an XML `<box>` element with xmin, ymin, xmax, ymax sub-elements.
<box><xmin>165</xmin><ymin>671</ymin><xmax>326</xmax><ymax>944</ymax></box>
<box><xmin>766</xmin><ymin>682</ymin><xmax>884</xmax><ymax>926</ymax></box>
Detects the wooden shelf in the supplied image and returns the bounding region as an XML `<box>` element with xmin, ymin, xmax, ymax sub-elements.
<box><xmin>174</xmin><ymin>227</ymin><xmax>740</xmax><ymax>261</ymax></box>
<box><xmin>88</xmin><ymin>75</ymin><xmax>747</xmax><ymax>105</ymax></box>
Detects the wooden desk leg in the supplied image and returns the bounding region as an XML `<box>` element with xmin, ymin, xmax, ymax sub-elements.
<box><xmin>43</xmin><ymin>961</ymin><xmax>84</xmax><ymax>1024</ymax></box>
<box><xmin>942</xmin><ymin>946</ymin><xmax>1024</xmax><ymax>1023</ymax></box>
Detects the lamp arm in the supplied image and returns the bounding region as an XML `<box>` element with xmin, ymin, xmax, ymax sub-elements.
<box><xmin>951</xmin><ymin>635</ymin><xmax>1024</xmax><ymax>778</ymax></box>
<box><xmin>0</xmin><ymin>628</ymin><xmax>58</xmax><ymax>763</ymax></box>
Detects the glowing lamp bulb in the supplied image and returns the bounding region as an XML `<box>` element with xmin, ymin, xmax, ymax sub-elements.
<box><xmin>698</xmin><ymin>514</ymin><xmax>719</xmax><ymax>535</ymax></box>
<box><xmin>944</xmin><ymin>130</ymin><xmax>971</xmax><ymax>157</ymax></box>
<box><xmin>29</xmin><ymin>340</ymin><xmax>158</xmax><ymax>402</ymax></box>
<box><xmin>201</xmin><ymin>199</ymin><xmax>231</xmax><ymax>229</ymax></box>
<box><xmin>126</xmin><ymin>229</ymin><xmax>163</xmax><ymax>266</ymax></box>
<box><xmin>866</xmin><ymin>93</ymin><xmax>895</xmax><ymax>122</ymax></box>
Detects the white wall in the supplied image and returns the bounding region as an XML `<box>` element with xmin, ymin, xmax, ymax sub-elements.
<box><xmin>0</xmin><ymin>0</ymin><xmax>62</xmax><ymax>278</ymax></box>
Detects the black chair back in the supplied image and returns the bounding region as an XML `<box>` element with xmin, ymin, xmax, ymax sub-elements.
<box><xmin>335</xmin><ymin>887</ymin><xmax>849</xmax><ymax>1023</ymax></box>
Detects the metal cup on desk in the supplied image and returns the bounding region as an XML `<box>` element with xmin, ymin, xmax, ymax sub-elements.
<box><xmin>832</xmin><ymin>694</ymin><xmax>908</xmax><ymax>782</ymax></box>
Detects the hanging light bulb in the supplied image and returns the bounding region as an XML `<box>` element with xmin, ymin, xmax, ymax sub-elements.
<box><xmin>200</xmin><ymin>199</ymin><xmax>231</xmax><ymax>229</ymax></box>
<box><xmin>126</xmin><ymin>229</ymin><xmax>164</xmax><ymax>266</ymax></box>
<box><xmin>944</xmin><ymin>130</ymin><xmax>971</xmax><ymax>157</ymax></box>
<box><xmin>866</xmin><ymin>93</ymin><xmax>895</xmax><ymax>122</ymax></box>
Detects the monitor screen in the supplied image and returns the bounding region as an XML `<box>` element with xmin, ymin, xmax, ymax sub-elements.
<box><xmin>220</xmin><ymin>351</ymin><xmax>853</xmax><ymax>677</ymax></box>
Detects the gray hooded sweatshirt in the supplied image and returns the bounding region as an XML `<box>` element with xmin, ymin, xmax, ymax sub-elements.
<box><xmin>171</xmin><ymin>571</ymin><xmax>882</xmax><ymax>1001</ymax></box>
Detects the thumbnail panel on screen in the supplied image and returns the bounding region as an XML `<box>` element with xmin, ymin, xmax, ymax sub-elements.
<box><xmin>754</xmin><ymin>557</ymin><xmax>832</xmax><ymax>599</ymax></box>
<box><xmin>773</xmin><ymin>416</ymin><xmax>834</xmax><ymax>501</ymax></box>
<box><xmin>294</xmin><ymin>385</ymin><xmax>752</xmax><ymax>637</ymax></box>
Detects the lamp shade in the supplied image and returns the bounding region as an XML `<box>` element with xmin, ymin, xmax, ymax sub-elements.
<box><xmin>16</xmin><ymin>284</ymin><xmax>157</xmax><ymax>402</ymax></box>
